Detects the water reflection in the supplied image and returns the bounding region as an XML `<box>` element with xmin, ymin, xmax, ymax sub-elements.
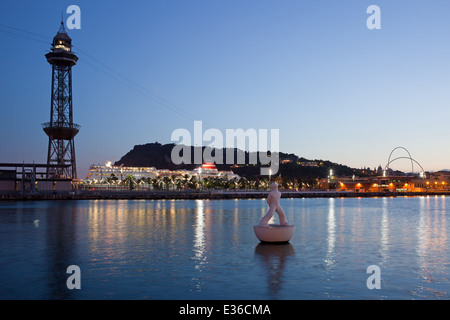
<box><xmin>192</xmin><ymin>200</ymin><xmax>207</xmax><ymax>291</ymax></box>
<box><xmin>416</xmin><ymin>196</ymin><xmax>449</xmax><ymax>298</ymax></box>
<box><xmin>3</xmin><ymin>198</ymin><xmax>450</xmax><ymax>299</ymax></box>
<box><xmin>380</xmin><ymin>197</ymin><xmax>389</xmax><ymax>267</ymax></box>
<box><xmin>193</xmin><ymin>200</ymin><xmax>206</xmax><ymax>267</ymax></box>
<box><xmin>254</xmin><ymin>243</ymin><xmax>295</xmax><ymax>299</ymax></box>
<box><xmin>45</xmin><ymin>201</ymin><xmax>80</xmax><ymax>299</ymax></box>
<box><xmin>325</xmin><ymin>198</ymin><xmax>336</xmax><ymax>270</ymax></box>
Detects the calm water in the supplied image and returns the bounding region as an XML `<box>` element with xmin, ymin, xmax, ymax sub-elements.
<box><xmin>0</xmin><ymin>196</ymin><xmax>449</xmax><ymax>300</ymax></box>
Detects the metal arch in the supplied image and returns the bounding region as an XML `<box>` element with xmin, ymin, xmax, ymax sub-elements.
<box><xmin>384</xmin><ymin>156</ymin><xmax>426</xmax><ymax>177</ymax></box>
<box><xmin>387</xmin><ymin>147</ymin><xmax>414</xmax><ymax>174</ymax></box>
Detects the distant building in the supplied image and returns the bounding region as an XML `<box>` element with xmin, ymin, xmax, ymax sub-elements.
<box><xmin>86</xmin><ymin>161</ymin><xmax>240</xmax><ymax>183</ymax></box>
<box><xmin>192</xmin><ymin>162</ymin><xmax>240</xmax><ymax>181</ymax></box>
<box><xmin>0</xmin><ymin>163</ymin><xmax>74</xmax><ymax>193</ymax></box>
<box><xmin>86</xmin><ymin>161</ymin><xmax>159</xmax><ymax>181</ymax></box>
<box><xmin>336</xmin><ymin>174</ymin><xmax>449</xmax><ymax>192</ymax></box>
<box><xmin>297</xmin><ymin>161</ymin><xmax>321</xmax><ymax>167</ymax></box>
<box><xmin>428</xmin><ymin>171</ymin><xmax>450</xmax><ymax>189</ymax></box>
<box><xmin>377</xmin><ymin>165</ymin><xmax>383</xmax><ymax>176</ymax></box>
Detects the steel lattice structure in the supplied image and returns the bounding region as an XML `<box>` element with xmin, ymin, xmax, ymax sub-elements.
<box><xmin>42</xmin><ymin>22</ymin><xmax>79</xmax><ymax>179</ymax></box>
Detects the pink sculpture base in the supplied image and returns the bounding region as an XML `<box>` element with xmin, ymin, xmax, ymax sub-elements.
<box><xmin>253</xmin><ymin>224</ymin><xmax>296</xmax><ymax>243</ymax></box>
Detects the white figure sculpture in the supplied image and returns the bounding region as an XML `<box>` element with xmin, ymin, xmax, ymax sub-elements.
<box><xmin>259</xmin><ymin>183</ymin><xmax>290</xmax><ymax>226</ymax></box>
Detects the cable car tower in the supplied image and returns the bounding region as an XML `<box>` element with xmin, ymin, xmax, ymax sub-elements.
<box><xmin>42</xmin><ymin>21</ymin><xmax>79</xmax><ymax>179</ymax></box>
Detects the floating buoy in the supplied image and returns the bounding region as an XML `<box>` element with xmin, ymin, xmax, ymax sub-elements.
<box><xmin>253</xmin><ymin>224</ymin><xmax>296</xmax><ymax>243</ymax></box>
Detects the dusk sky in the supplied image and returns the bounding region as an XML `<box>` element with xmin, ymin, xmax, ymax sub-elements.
<box><xmin>1</xmin><ymin>0</ymin><xmax>450</xmax><ymax>178</ymax></box>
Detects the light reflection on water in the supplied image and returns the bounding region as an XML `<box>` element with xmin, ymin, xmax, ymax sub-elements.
<box><xmin>325</xmin><ymin>198</ymin><xmax>335</xmax><ymax>270</ymax></box>
<box><xmin>415</xmin><ymin>196</ymin><xmax>448</xmax><ymax>298</ymax></box>
<box><xmin>0</xmin><ymin>196</ymin><xmax>449</xmax><ymax>299</ymax></box>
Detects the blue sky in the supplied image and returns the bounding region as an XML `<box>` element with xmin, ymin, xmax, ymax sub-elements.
<box><xmin>1</xmin><ymin>0</ymin><xmax>450</xmax><ymax>178</ymax></box>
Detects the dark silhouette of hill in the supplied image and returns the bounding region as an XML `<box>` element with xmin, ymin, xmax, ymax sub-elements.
<box><xmin>114</xmin><ymin>142</ymin><xmax>375</xmax><ymax>180</ymax></box>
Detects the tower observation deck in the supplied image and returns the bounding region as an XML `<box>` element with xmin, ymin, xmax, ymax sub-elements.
<box><xmin>42</xmin><ymin>22</ymin><xmax>79</xmax><ymax>179</ymax></box>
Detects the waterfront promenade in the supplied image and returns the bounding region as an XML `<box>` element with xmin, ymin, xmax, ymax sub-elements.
<box><xmin>1</xmin><ymin>189</ymin><xmax>449</xmax><ymax>201</ymax></box>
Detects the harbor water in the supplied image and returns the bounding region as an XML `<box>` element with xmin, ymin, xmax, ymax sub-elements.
<box><xmin>0</xmin><ymin>196</ymin><xmax>449</xmax><ymax>299</ymax></box>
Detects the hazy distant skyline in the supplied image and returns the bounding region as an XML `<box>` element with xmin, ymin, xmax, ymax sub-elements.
<box><xmin>1</xmin><ymin>0</ymin><xmax>450</xmax><ymax>178</ymax></box>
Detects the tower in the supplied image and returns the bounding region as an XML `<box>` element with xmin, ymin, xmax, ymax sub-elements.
<box><xmin>42</xmin><ymin>22</ymin><xmax>79</xmax><ymax>179</ymax></box>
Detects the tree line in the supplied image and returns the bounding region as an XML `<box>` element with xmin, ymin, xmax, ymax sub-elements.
<box><xmin>83</xmin><ymin>173</ymin><xmax>321</xmax><ymax>191</ymax></box>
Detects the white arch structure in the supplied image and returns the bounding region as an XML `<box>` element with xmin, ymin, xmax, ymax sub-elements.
<box><xmin>384</xmin><ymin>147</ymin><xmax>425</xmax><ymax>178</ymax></box>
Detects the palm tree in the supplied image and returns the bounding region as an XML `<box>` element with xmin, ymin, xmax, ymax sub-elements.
<box><xmin>110</xmin><ymin>174</ymin><xmax>119</xmax><ymax>185</ymax></box>
<box><xmin>151</xmin><ymin>178</ymin><xmax>160</xmax><ymax>190</ymax></box>
<box><xmin>238</xmin><ymin>177</ymin><xmax>249</xmax><ymax>190</ymax></box>
<box><xmin>222</xmin><ymin>179</ymin><xmax>231</xmax><ymax>190</ymax></box>
<box><xmin>188</xmin><ymin>176</ymin><xmax>198</xmax><ymax>189</ymax></box>
<box><xmin>136</xmin><ymin>177</ymin><xmax>147</xmax><ymax>190</ymax></box>
<box><xmin>145</xmin><ymin>177</ymin><xmax>153</xmax><ymax>190</ymax></box>
<box><xmin>294</xmin><ymin>178</ymin><xmax>302</xmax><ymax>190</ymax></box>
<box><xmin>162</xmin><ymin>176</ymin><xmax>172</xmax><ymax>190</ymax></box>
<box><xmin>199</xmin><ymin>177</ymin><xmax>208</xmax><ymax>189</ymax></box>
<box><xmin>259</xmin><ymin>178</ymin><xmax>269</xmax><ymax>190</ymax></box>
<box><xmin>211</xmin><ymin>177</ymin><xmax>221</xmax><ymax>189</ymax></box>
<box><xmin>124</xmin><ymin>175</ymin><xmax>136</xmax><ymax>190</ymax></box>
<box><xmin>174</xmin><ymin>178</ymin><xmax>183</xmax><ymax>190</ymax></box>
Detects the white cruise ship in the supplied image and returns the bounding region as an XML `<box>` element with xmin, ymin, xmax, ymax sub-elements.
<box><xmin>86</xmin><ymin>161</ymin><xmax>240</xmax><ymax>182</ymax></box>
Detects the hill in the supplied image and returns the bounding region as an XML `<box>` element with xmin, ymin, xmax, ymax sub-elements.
<box><xmin>114</xmin><ymin>142</ymin><xmax>376</xmax><ymax>180</ymax></box>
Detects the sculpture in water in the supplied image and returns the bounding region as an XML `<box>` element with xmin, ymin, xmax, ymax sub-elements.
<box><xmin>259</xmin><ymin>183</ymin><xmax>290</xmax><ymax>226</ymax></box>
<box><xmin>253</xmin><ymin>182</ymin><xmax>295</xmax><ymax>243</ymax></box>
